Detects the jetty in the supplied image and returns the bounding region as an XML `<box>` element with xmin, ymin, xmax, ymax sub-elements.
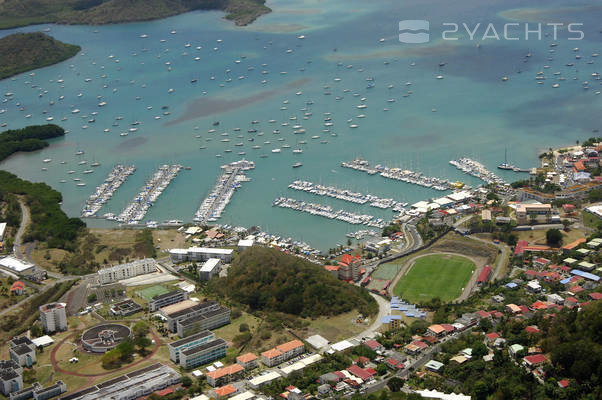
<box><xmin>116</xmin><ymin>164</ymin><xmax>182</xmax><ymax>224</ymax></box>
<box><xmin>342</xmin><ymin>158</ymin><xmax>461</xmax><ymax>191</ymax></box>
<box><xmin>449</xmin><ymin>158</ymin><xmax>507</xmax><ymax>185</ymax></box>
<box><xmin>288</xmin><ymin>180</ymin><xmax>406</xmax><ymax>210</ymax></box>
<box><xmin>81</xmin><ymin>164</ymin><xmax>136</xmax><ymax>217</ymax></box>
<box><xmin>273</xmin><ymin>197</ymin><xmax>387</xmax><ymax>228</ymax></box>
<box><xmin>193</xmin><ymin>159</ymin><xmax>255</xmax><ymax>223</ymax></box>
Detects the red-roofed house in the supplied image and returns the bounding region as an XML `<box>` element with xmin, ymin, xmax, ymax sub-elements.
<box><xmin>476</xmin><ymin>265</ymin><xmax>492</xmax><ymax>286</ymax></box>
<box><xmin>523</xmin><ymin>354</ymin><xmax>547</xmax><ymax>368</ymax></box>
<box><xmin>385</xmin><ymin>357</ymin><xmax>404</xmax><ymax>370</ymax></box>
<box><xmin>427</xmin><ymin>324</ymin><xmax>446</xmax><ymax>337</ymax></box>
<box><xmin>514</xmin><ymin>240</ymin><xmax>528</xmax><ymax>255</ymax></box>
<box><xmin>564</xmin><ymin>297</ymin><xmax>579</xmax><ymax>307</ymax></box>
<box><xmin>525</xmin><ymin>325</ymin><xmax>540</xmax><ymax>334</ymax></box>
<box><xmin>558</xmin><ymin>379</ymin><xmax>570</xmax><ymax>388</ymax></box>
<box><xmin>476</xmin><ymin>310</ymin><xmax>491</xmax><ymax>319</ymax></box>
<box><xmin>440</xmin><ymin>324</ymin><xmax>455</xmax><ymax>334</ymax></box>
<box><xmin>324</xmin><ymin>265</ymin><xmax>340</xmax><ymax>277</ymax></box>
<box><xmin>155</xmin><ymin>388</ymin><xmax>174</xmax><ymax>396</ymax></box>
<box><xmin>206</xmin><ymin>364</ymin><xmax>245</xmax><ymax>387</ymax></box>
<box><xmin>573</xmin><ymin>160</ymin><xmax>586</xmax><ymax>172</ymax></box>
<box><xmin>214</xmin><ymin>385</ymin><xmax>237</xmax><ymax>398</ymax></box>
<box><xmin>363</xmin><ymin>339</ymin><xmax>383</xmax><ymax>352</ymax></box>
<box><xmin>569</xmin><ymin>286</ymin><xmax>584</xmax><ymax>294</ymax></box>
<box><xmin>530</xmin><ymin>301</ymin><xmax>548</xmax><ymax>311</ymax></box>
<box><xmin>533</xmin><ymin>258</ymin><xmax>551</xmax><ymax>267</ymax></box>
<box><xmin>484</xmin><ymin>332</ymin><xmax>500</xmax><ymax>344</ymax></box>
<box><xmin>236</xmin><ymin>353</ymin><xmax>258</xmax><ymax>369</ymax></box>
<box><xmin>589</xmin><ymin>292</ymin><xmax>602</xmax><ymax>301</ymax></box>
<box><xmin>9</xmin><ymin>281</ymin><xmax>25</xmax><ymax>295</ymax></box>
<box><xmin>347</xmin><ymin>365</ymin><xmax>375</xmax><ymax>381</ymax></box>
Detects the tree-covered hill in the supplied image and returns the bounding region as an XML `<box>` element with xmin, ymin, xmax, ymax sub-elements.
<box><xmin>0</xmin><ymin>32</ymin><xmax>80</xmax><ymax>80</ymax></box>
<box><xmin>209</xmin><ymin>246</ymin><xmax>378</xmax><ymax>318</ymax></box>
<box><xmin>0</xmin><ymin>0</ymin><xmax>270</xmax><ymax>29</ymax></box>
<box><xmin>0</xmin><ymin>124</ymin><xmax>66</xmax><ymax>161</ymax></box>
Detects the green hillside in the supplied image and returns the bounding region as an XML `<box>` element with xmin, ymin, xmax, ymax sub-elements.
<box><xmin>209</xmin><ymin>247</ymin><xmax>378</xmax><ymax>318</ymax></box>
<box><xmin>0</xmin><ymin>32</ymin><xmax>80</xmax><ymax>80</ymax></box>
<box><xmin>0</xmin><ymin>0</ymin><xmax>270</xmax><ymax>29</ymax></box>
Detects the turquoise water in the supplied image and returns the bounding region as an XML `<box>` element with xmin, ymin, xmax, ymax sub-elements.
<box><xmin>0</xmin><ymin>0</ymin><xmax>601</xmax><ymax>250</ymax></box>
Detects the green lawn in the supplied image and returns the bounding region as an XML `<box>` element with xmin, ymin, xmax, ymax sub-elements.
<box><xmin>393</xmin><ymin>254</ymin><xmax>475</xmax><ymax>303</ymax></box>
<box><xmin>136</xmin><ymin>285</ymin><xmax>169</xmax><ymax>302</ymax></box>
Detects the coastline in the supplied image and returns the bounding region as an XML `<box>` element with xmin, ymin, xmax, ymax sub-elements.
<box><xmin>0</xmin><ymin>0</ymin><xmax>271</xmax><ymax>30</ymax></box>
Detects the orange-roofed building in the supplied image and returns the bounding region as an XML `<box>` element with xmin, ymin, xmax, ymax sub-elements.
<box><xmin>562</xmin><ymin>238</ymin><xmax>586</xmax><ymax>252</ymax></box>
<box><xmin>324</xmin><ymin>265</ymin><xmax>340</xmax><ymax>278</ymax></box>
<box><xmin>427</xmin><ymin>324</ymin><xmax>446</xmax><ymax>337</ymax></box>
<box><xmin>206</xmin><ymin>364</ymin><xmax>244</xmax><ymax>387</ymax></box>
<box><xmin>10</xmin><ymin>281</ymin><xmax>25</xmax><ymax>295</ymax></box>
<box><xmin>213</xmin><ymin>384</ymin><xmax>237</xmax><ymax>398</ymax></box>
<box><xmin>338</xmin><ymin>254</ymin><xmax>362</xmax><ymax>282</ymax></box>
<box><xmin>573</xmin><ymin>160</ymin><xmax>586</xmax><ymax>172</ymax></box>
<box><xmin>262</xmin><ymin>340</ymin><xmax>305</xmax><ymax>367</ymax></box>
<box><xmin>236</xmin><ymin>352</ymin><xmax>258</xmax><ymax>369</ymax></box>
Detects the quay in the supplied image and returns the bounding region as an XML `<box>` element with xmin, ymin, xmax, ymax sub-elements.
<box><xmin>342</xmin><ymin>158</ymin><xmax>461</xmax><ymax>191</ymax></box>
<box><xmin>116</xmin><ymin>164</ymin><xmax>182</xmax><ymax>224</ymax></box>
<box><xmin>81</xmin><ymin>164</ymin><xmax>136</xmax><ymax>217</ymax></box>
<box><xmin>288</xmin><ymin>180</ymin><xmax>407</xmax><ymax>210</ymax></box>
<box><xmin>449</xmin><ymin>158</ymin><xmax>506</xmax><ymax>185</ymax></box>
<box><xmin>273</xmin><ymin>197</ymin><xmax>387</xmax><ymax>228</ymax></box>
<box><xmin>193</xmin><ymin>159</ymin><xmax>255</xmax><ymax>223</ymax></box>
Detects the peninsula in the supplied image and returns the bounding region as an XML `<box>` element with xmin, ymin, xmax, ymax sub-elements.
<box><xmin>0</xmin><ymin>32</ymin><xmax>80</xmax><ymax>80</ymax></box>
<box><xmin>0</xmin><ymin>0</ymin><xmax>270</xmax><ymax>29</ymax></box>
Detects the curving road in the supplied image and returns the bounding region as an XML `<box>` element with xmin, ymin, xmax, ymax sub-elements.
<box><xmin>13</xmin><ymin>199</ymin><xmax>30</xmax><ymax>261</ymax></box>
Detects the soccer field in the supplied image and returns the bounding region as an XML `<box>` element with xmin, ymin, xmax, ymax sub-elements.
<box><xmin>137</xmin><ymin>285</ymin><xmax>170</xmax><ymax>301</ymax></box>
<box><xmin>393</xmin><ymin>254</ymin><xmax>475</xmax><ymax>303</ymax></box>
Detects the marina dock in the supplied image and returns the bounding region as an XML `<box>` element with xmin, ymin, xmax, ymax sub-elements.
<box><xmin>449</xmin><ymin>158</ymin><xmax>507</xmax><ymax>185</ymax></box>
<box><xmin>193</xmin><ymin>159</ymin><xmax>255</xmax><ymax>223</ymax></box>
<box><xmin>273</xmin><ymin>197</ymin><xmax>387</xmax><ymax>228</ymax></box>
<box><xmin>115</xmin><ymin>164</ymin><xmax>182</xmax><ymax>224</ymax></box>
<box><xmin>288</xmin><ymin>180</ymin><xmax>407</xmax><ymax>210</ymax></box>
<box><xmin>81</xmin><ymin>164</ymin><xmax>136</xmax><ymax>218</ymax></box>
<box><xmin>342</xmin><ymin>158</ymin><xmax>460</xmax><ymax>191</ymax></box>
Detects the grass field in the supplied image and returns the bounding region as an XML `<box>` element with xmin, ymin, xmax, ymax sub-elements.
<box><xmin>372</xmin><ymin>263</ymin><xmax>401</xmax><ymax>280</ymax></box>
<box><xmin>136</xmin><ymin>285</ymin><xmax>169</xmax><ymax>301</ymax></box>
<box><xmin>393</xmin><ymin>254</ymin><xmax>475</xmax><ymax>303</ymax></box>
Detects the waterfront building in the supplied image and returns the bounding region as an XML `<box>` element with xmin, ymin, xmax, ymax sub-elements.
<box><xmin>148</xmin><ymin>290</ymin><xmax>188</xmax><ymax>312</ymax></box>
<box><xmin>97</xmin><ymin>258</ymin><xmax>157</xmax><ymax>284</ymax></box>
<box><xmin>39</xmin><ymin>303</ymin><xmax>67</xmax><ymax>333</ymax></box>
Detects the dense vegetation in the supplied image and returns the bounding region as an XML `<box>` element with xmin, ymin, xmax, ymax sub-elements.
<box><xmin>0</xmin><ymin>0</ymin><xmax>270</xmax><ymax>29</ymax></box>
<box><xmin>0</xmin><ymin>279</ymin><xmax>76</xmax><ymax>340</ymax></box>
<box><xmin>209</xmin><ymin>246</ymin><xmax>377</xmax><ymax>318</ymax></box>
<box><xmin>0</xmin><ymin>33</ymin><xmax>79</xmax><ymax>80</ymax></box>
<box><xmin>0</xmin><ymin>124</ymin><xmax>66</xmax><ymax>161</ymax></box>
<box><xmin>0</xmin><ymin>170</ymin><xmax>86</xmax><ymax>250</ymax></box>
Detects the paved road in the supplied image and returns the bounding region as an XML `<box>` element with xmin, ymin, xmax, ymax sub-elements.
<box><xmin>353</xmin><ymin>293</ymin><xmax>390</xmax><ymax>341</ymax></box>
<box><xmin>13</xmin><ymin>199</ymin><xmax>30</xmax><ymax>261</ymax></box>
<box><xmin>468</xmin><ymin>234</ymin><xmax>509</xmax><ymax>280</ymax></box>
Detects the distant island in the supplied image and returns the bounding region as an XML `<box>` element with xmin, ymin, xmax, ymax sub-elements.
<box><xmin>0</xmin><ymin>32</ymin><xmax>80</xmax><ymax>80</ymax></box>
<box><xmin>0</xmin><ymin>0</ymin><xmax>271</xmax><ymax>29</ymax></box>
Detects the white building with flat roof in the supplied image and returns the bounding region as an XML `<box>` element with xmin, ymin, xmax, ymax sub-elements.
<box><xmin>199</xmin><ymin>258</ymin><xmax>221</xmax><ymax>281</ymax></box>
<box><xmin>0</xmin><ymin>256</ymin><xmax>35</xmax><ymax>276</ymax></box>
<box><xmin>39</xmin><ymin>303</ymin><xmax>67</xmax><ymax>333</ymax></box>
<box><xmin>97</xmin><ymin>258</ymin><xmax>157</xmax><ymax>284</ymax></box>
<box><xmin>169</xmin><ymin>247</ymin><xmax>234</xmax><ymax>263</ymax></box>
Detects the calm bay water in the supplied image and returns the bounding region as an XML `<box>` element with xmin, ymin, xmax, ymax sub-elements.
<box><xmin>0</xmin><ymin>0</ymin><xmax>600</xmax><ymax>250</ymax></box>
